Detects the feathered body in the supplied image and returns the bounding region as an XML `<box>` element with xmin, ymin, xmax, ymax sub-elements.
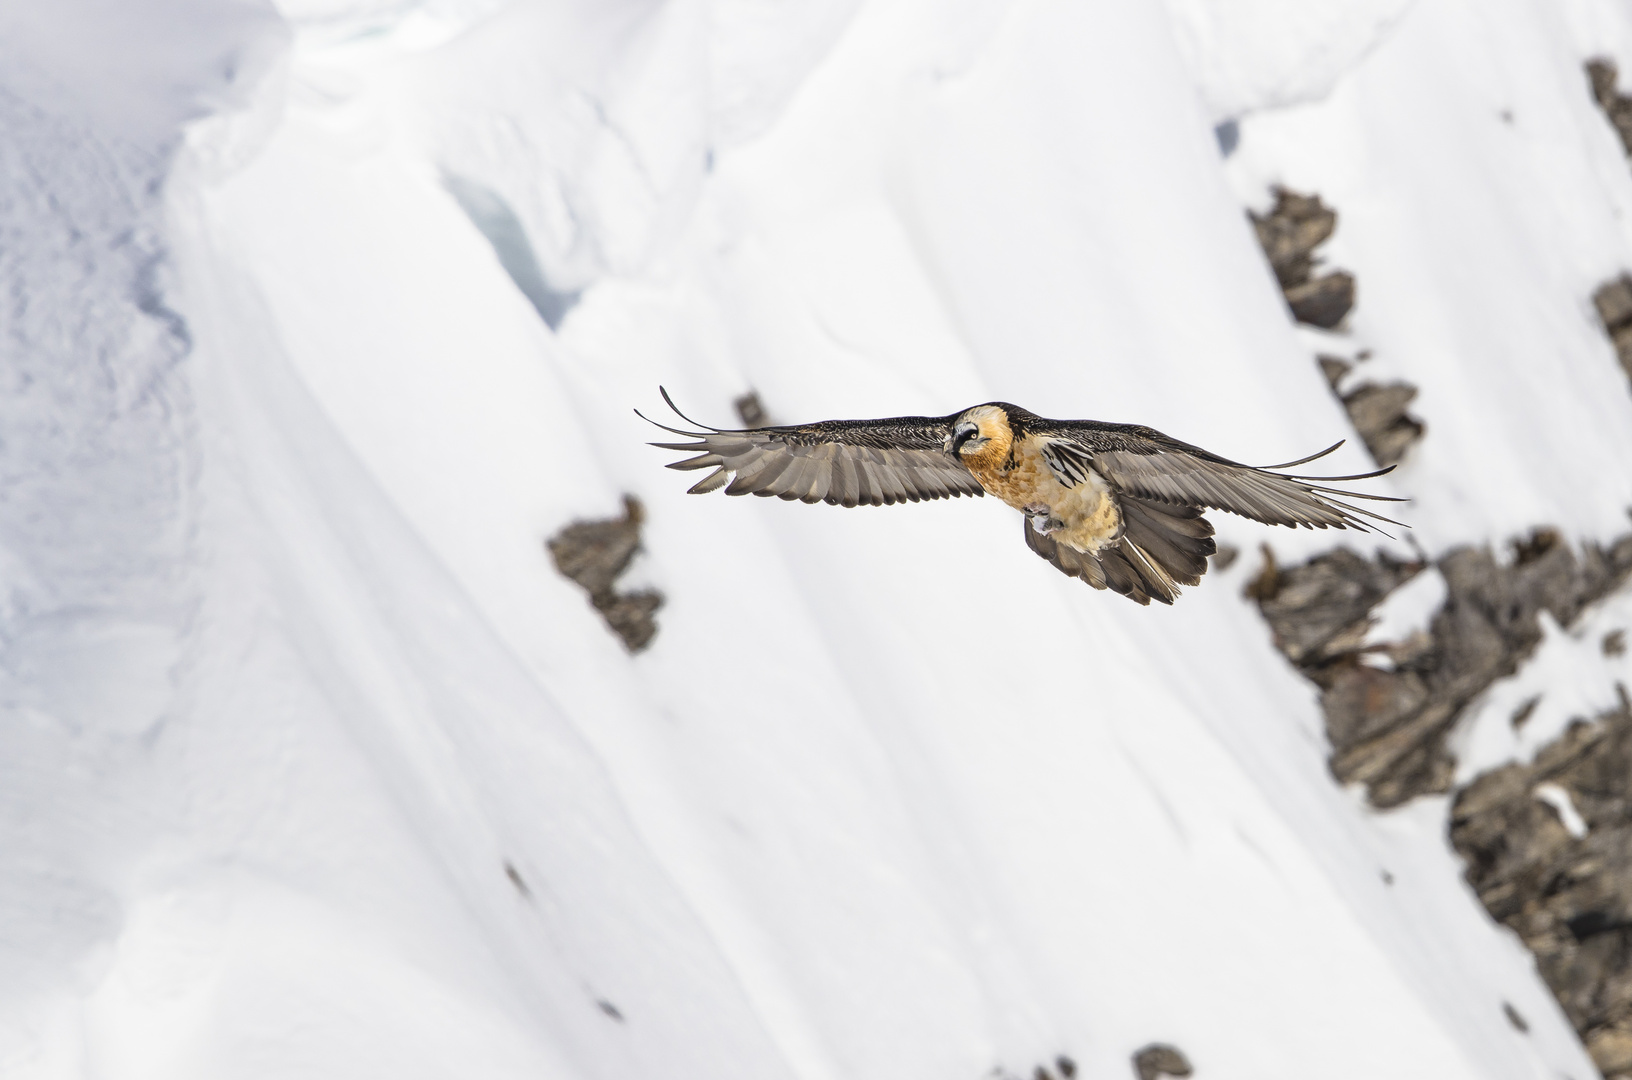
<box><xmin>641</xmin><ymin>391</ymin><xmax>1401</xmax><ymax>606</ymax></box>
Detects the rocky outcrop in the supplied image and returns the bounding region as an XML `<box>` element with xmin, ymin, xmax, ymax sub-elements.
<box><xmin>734</xmin><ymin>390</ymin><xmax>768</xmax><ymax>428</ymax></box>
<box><xmin>1132</xmin><ymin>1044</ymin><xmax>1193</xmax><ymax>1080</ymax></box>
<box><xmin>1250</xmin><ymin>189</ymin><xmax>1355</xmax><ymax>330</ymax></box>
<box><xmin>1250</xmin><ymin>529</ymin><xmax>1632</xmax><ymax>807</ymax></box>
<box><xmin>1317</xmin><ymin>355</ymin><xmax>1425</xmax><ymax>468</ymax></box>
<box><xmin>1594</xmin><ymin>275</ymin><xmax>1632</xmax><ymax>389</ymax></box>
<box><xmin>991</xmin><ymin>1055</ymin><xmax>1077</xmax><ymax>1080</ymax></box>
<box><xmin>547</xmin><ymin>495</ymin><xmax>664</xmax><ymax>652</ymax></box>
<box><xmin>1451</xmin><ymin>692</ymin><xmax>1632</xmax><ymax>1078</ymax></box>
<box><xmin>1589</xmin><ymin>58</ymin><xmax>1632</xmax><ymax>159</ymax></box>
<box><xmin>1250</xmin><ymin>189</ymin><xmax>1424</xmax><ymax>466</ymax></box>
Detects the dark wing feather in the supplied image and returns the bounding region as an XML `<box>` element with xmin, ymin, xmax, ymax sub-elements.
<box><xmin>1031</xmin><ymin>418</ymin><xmax>1405</xmax><ymax>532</ymax></box>
<box><xmin>638</xmin><ymin>390</ymin><xmax>984</xmax><ymax>507</ymax></box>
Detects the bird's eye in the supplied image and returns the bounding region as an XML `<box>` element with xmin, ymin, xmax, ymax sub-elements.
<box><xmin>952</xmin><ymin>422</ymin><xmax>980</xmax><ymax>451</ymax></box>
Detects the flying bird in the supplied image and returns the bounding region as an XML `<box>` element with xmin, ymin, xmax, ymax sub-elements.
<box><xmin>639</xmin><ymin>389</ymin><xmax>1403</xmax><ymax>606</ymax></box>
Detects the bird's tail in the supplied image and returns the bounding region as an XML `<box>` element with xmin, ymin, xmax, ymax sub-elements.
<box><xmin>1023</xmin><ymin>496</ymin><xmax>1216</xmax><ymax>606</ymax></box>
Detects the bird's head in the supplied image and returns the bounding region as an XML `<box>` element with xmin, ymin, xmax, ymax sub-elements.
<box><xmin>946</xmin><ymin>404</ymin><xmax>1013</xmax><ymax>468</ymax></box>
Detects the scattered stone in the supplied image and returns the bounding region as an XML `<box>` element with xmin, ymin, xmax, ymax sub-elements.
<box><xmin>504</xmin><ymin>861</ymin><xmax>531</xmax><ymax>899</ymax></box>
<box><xmin>1504</xmin><ymin>1001</ymin><xmax>1530</xmax><ymax>1033</ymax></box>
<box><xmin>1210</xmin><ymin>544</ymin><xmax>1239</xmax><ymax>572</ymax></box>
<box><xmin>1451</xmin><ymin>694</ymin><xmax>1632</xmax><ymax>1076</ymax></box>
<box><xmin>994</xmin><ymin>1055</ymin><xmax>1077</xmax><ymax>1080</ymax></box>
<box><xmin>1251</xmin><ymin>547</ymin><xmax>1421</xmax><ymax>667</ymax></box>
<box><xmin>1132</xmin><ymin>1043</ymin><xmax>1192</xmax><ymax>1080</ymax></box>
<box><xmin>1340</xmin><ymin>381</ymin><xmax>1425</xmax><ymax>467</ymax></box>
<box><xmin>1593</xmin><ymin>276</ymin><xmax>1632</xmax><ymax>386</ymax></box>
<box><xmin>734</xmin><ymin>390</ymin><xmax>768</xmax><ymax>428</ymax></box>
<box><xmin>1251</xmin><ymin>189</ymin><xmax>1337</xmax><ymax>289</ymax></box>
<box><xmin>1285</xmin><ymin>271</ymin><xmax>1356</xmax><ymax>330</ymax></box>
<box><xmin>1249</xmin><ymin>189</ymin><xmax>1355</xmax><ymax>329</ymax></box>
<box><xmin>1512</xmin><ymin>695</ymin><xmax>1542</xmax><ymax>731</ymax></box>
<box><xmin>1317</xmin><ymin>354</ymin><xmax>1352</xmax><ymax>389</ymax></box>
<box><xmin>1588</xmin><ymin>59</ymin><xmax>1632</xmax><ymax>159</ymax></box>
<box><xmin>596</xmin><ymin>998</ymin><xmax>625</xmax><ymax>1022</ymax></box>
<box><xmin>546</xmin><ymin>495</ymin><xmax>664</xmax><ymax>652</ymax></box>
<box><xmin>1587</xmin><ymin>62</ymin><xmax>1632</xmax><ymax>391</ymax></box>
<box><xmin>1251</xmin><ymin>528</ymin><xmax>1632</xmax><ymax>806</ymax></box>
<box><xmin>1608</xmin><ymin>629</ymin><xmax>1628</xmax><ymax>658</ymax></box>
<box><xmin>1250</xmin><ymin>189</ymin><xmax>1424</xmax><ymax>464</ymax></box>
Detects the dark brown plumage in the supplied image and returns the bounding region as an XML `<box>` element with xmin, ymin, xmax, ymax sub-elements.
<box><xmin>640</xmin><ymin>389</ymin><xmax>1403</xmax><ymax>605</ymax></box>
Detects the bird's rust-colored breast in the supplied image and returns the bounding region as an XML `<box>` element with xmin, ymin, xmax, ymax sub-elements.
<box><xmin>966</xmin><ymin>432</ymin><xmax>1123</xmax><ymax>553</ymax></box>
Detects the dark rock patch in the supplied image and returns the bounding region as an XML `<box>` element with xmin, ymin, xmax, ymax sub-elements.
<box><xmin>1251</xmin><ymin>190</ymin><xmax>1424</xmax><ymax>465</ymax></box>
<box><xmin>1504</xmin><ymin>1001</ymin><xmax>1529</xmax><ymax>1033</ymax></box>
<box><xmin>990</xmin><ymin>1055</ymin><xmax>1076</xmax><ymax>1080</ymax></box>
<box><xmin>547</xmin><ymin>495</ymin><xmax>663</xmax><ymax>652</ymax></box>
<box><xmin>1318</xmin><ymin>355</ymin><xmax>1426</xmax><ymax>468</ymax></box>
<box><xmin>1451</xmin><ymin>691</ymin><xmax>1632</xmax><ymax>1077</ymax></box>
<box><xmin>1589</xmin><ymin>59</ymin><xmax>1632</xmax><ymax>160</ymax></box>
<box><xmin>1248</xmin><ymin>186</ymin><xmax>1354</xmax><ymax>329</ymax></box>
<box><xmin>1251</xmin><ymin>188</ymin><xmax>1338</xmax><ymax>293</ymax></box>
<box><xmin>1285</xmin><ymin>271</ymin><xmax>1356</xmax><ymax>330</ymax></box>
<box><xmin>1594</xmin><ymin>275</ymin><xmax>1632</xmax><ymax>389</ymax></box>
<box><xmin>503</xmin><ymin>861</ymin><xmax>531</xmax><ymax>899</ymax></box>
<box><xmin>1250</xmin><ymin>529</ymin><xmax>1632</xmax><ymax>807</ymax></box>
<box><xmin>596</xmin><ymin>998</ymin><xmax>625</xmax><ymax>1022</ymax></box>
<box><xmin>1132</xmin><ymin>1043</ymin><xmax>1192</xmax><ymax>1080</ymax></box>
<box><xmin>734</xmin><ymin>390</ymin><xmax>768</xmax><ymax>428</ymax></box>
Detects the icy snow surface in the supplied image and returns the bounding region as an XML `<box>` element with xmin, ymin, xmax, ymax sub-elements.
<box><xmin>5</xmin><ymin>0</ymin><xmax>1632</xmax><ymax>1077</ymax></box>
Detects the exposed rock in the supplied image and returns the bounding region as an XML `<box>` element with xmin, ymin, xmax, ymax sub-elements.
<box><xmin>1250</xmin><ymin>189</ymin><xmax>1354</xmax><ymax>329</ymax></box>
<box><xmin>1451</xmin><ymin>691</ymin><xmax>1632</xmax><ymax>1077</ymax></box>
<box><xmin>1340</xmin><ymin>381</ymin><xmax>1425</xmax><ymax>467</ymax></box>
<box><xmin>1251</xmin><ymin>529</ymin><xmax>1632</xmax><ymax>807</ymax></box>
<box><xmin>1589</xmin><ymin>59</ymin><xmax>1632</xmax><ymax>159</ymax></box>
<box><xmin>1251</xmin><ymin>546</ymin><xmax>1421</xmax><ymax>667</ymax></box>
<box><xmin>1252</xmin><ymin>192</ymin><xmax>1424</xmax><ymax>464</ymax></box>
<box><xmin>1251</xmin><ymin>189</ymin><xmax>1337</xmax><ymax>289</ymax></box>
<box><xmin>1504</xmin><ymin>1001</ymin><xmax>1530</xmax><ymax>1033</ymax></box>
<box><xmin>1317</xmin><ymin>351</ymin><xmax>1426</xmax><ymax>468</ymax></box>
<box><xmin>991</xmin><ymin>1057</ymin><xmax>1077</xmax><ymax>1080</ymax></box>
<box><xmin>1132</xmin><ymin>1043</ymin><xmax>1193</xmax><ymax>1080</ymax></box>
<box><xmin>734</xmin><ymin>390</ymin><xmax>768</xmax><ymax>428</ymax></box>
<box><xmin>1594</xmin><ymin>275</ymin><xmax>1632</xmax><ymax>386</ymax></box>
<box><xmin>1285</xmin><ymin>271</ymin><xmax>1356</xmax><ymax>330</ymax></box>
<box><xmin>1317</xmin><ymin>354</ymin><xmax>1352</xmax><ymax>388</ymax></box>
<box><xmin>546</xmin><ymin>495</ymin><xmax>664</xmax><ymax>652</ymax></box>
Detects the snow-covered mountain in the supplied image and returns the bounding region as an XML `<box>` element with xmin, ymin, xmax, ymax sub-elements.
<box><xmin>5</xmin><ymin>1</ymin><xmax>1632</xmax><ymax>1077</ymax></box>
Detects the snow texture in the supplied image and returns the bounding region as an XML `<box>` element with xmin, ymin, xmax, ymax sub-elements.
<box><xmin>3</xmin><ymin>1</ymin><xmax>1632</xmax><ymax>1078</ymax></box>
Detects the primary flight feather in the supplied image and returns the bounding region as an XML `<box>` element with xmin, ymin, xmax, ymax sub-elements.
<box><xmin>639</xmin><ymin>389</ymin><xmax>1404</xmax><ymax>606</ymax></box>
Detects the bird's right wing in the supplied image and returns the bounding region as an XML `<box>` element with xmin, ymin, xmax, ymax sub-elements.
<box><xmin>1036</xmin><ymin>419</ymin><xmax>1405</xmax><ymax>532</ymax></box>
<box><xmin>639</xmin><ymin>389</ymin><xmax>985</xmax><ymax>507</ymax></box>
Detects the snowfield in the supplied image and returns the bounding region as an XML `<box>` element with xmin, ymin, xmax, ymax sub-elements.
<box><xmin>4</xmin><ymin>0</ymin><xmax>1632</xmax><ymax>1077</ymax></box>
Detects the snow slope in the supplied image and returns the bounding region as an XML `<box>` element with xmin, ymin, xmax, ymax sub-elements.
<box><xmin>5</xmin><ymin>0</ymin><xmax>1632</xmax><ymax>1077</ymax></box>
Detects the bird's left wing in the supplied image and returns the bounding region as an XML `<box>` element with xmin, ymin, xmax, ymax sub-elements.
<box><xmin>1035</xmin><ymin>419</ymin><xmax>1405</xmax><ymax>531</ymax></box>
<box><xmin>639</xmin><ymin>389</ymin><xmax>985</xmax><ymax>507</ymax></box>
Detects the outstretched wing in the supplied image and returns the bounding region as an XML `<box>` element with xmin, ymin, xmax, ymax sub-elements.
<box><xmin>1032</xmin><ymin>418</ymin><xmax>1405</xmax><ymax>531</ymax></box>
<box><xmin>638</xmin><ymin>389</ymin><xmax>985</xmax><ymax>507</ymax></box>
